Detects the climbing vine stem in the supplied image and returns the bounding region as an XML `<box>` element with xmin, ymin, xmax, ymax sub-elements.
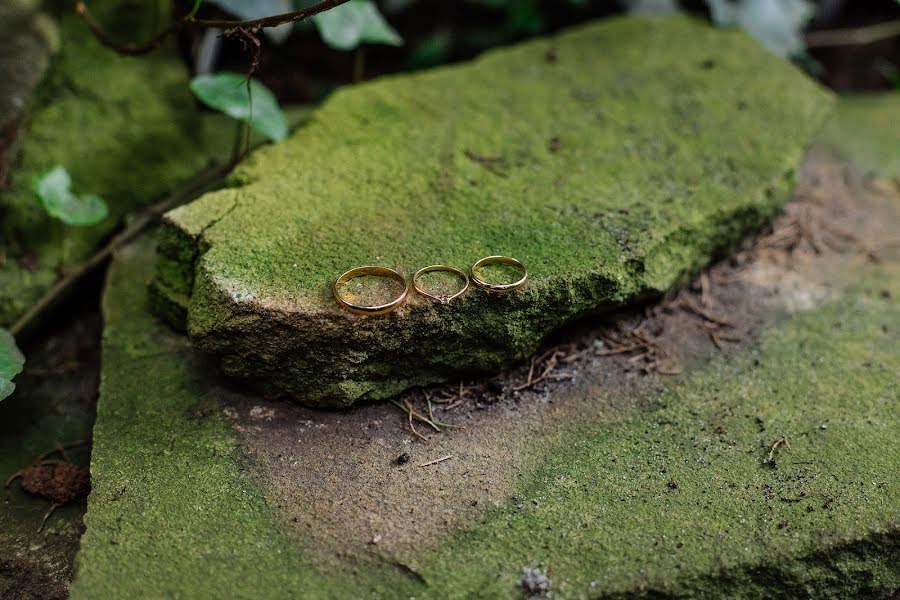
<box><xmin>74</xmin><ymin>0</ymin><xmax>352</xmax><ymax>56</ymax></box>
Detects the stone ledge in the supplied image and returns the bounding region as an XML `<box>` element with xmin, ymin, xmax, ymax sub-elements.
<box><xmin>155</xmin><ymin>15</ymin><xmax>834</xmax><ymax>406</ymax></box>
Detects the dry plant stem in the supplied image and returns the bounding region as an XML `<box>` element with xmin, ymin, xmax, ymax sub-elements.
<box><xmin>679</xmin><ymin>296</ymin><xmax>733</xmax><ymax>327</ymax></box>
<box><xmin>766</xmin><ymin>436</ymin><xmax>791</xmax><ymax>464</ymax></box>
<box><xmin>39</xmin><ymin>504</ymin><xmax>60</xmax><ymax>533</ymax></box>
<box><xmin>389</xmin><ymin>399</ymin><xmax>440</xmax><ymax>441</ymax></box>
<box><xmin>9</xmin><ymin>160</ymin><xmax>237</xmax><ymax>339</ymax></box>
<box><xmin>425</xmin><ymin>395</ymin><xmax>461</xmax><ymax>430</ymax></box>
<box><xmin>75</xmin><ymin>0</ymin><xmax>352</xmax><ymax>56</ymax></box>
<box><xmin>700</xmin><ymin>270</ymin><xmax>711</xmax><ymax>307</ymax></box>
<box><xmin>418</xmin><ymin>455</ymin><xmax>453</xmax><ymax>468</ymax></box>
<box><xmin>805</xmin><ymin>18</ymin><xmax>900</xmax><ymax>48</ymax></box>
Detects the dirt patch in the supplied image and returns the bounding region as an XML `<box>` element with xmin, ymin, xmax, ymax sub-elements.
<box><xmin>221</xmin><ymin>152</ymin><xmax>898</xmax><ymax>573</ymax></box>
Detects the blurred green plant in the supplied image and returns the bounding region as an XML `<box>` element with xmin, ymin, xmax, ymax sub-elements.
<box><xmin>190</xmin><ymin>72</ymin><xmax>289</xmax><ymax>142</ymax></box>
<box><xmin>313</xmin><ymin>0</ymin><xmax>403</xmax><ymax>50</ymax></box>
<box><xmin>32</xmin><ymin>166</ymin><xmax>109</xmax><ymax>227</ymax></box>
<box><xmin>705</xmin><ymin>0</ymin><xmax>813</xmax><ymax>57</ymax></box>
<box><xmin>201</xmin><ymin>0</ymin><xmax>403</xmax><ymax>50</ymax></box>
<box><xmin>0</xmin><ymin>328</ymin><xmax>24</xmax><ymax>401</ymax></box>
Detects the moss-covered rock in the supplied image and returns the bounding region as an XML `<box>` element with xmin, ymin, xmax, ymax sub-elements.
<box><xmin>73</xmin><ymin>200</ymin><xmax>900</xmax><ymax>598</ymax></box>
<box><xmin>155</xmin><ymin>15</ymin><xmax>833</xmax><ymax>406</ymax></box>
<box><xmin>0</xmin><ymin>0</ymin><xmax>228</xmax><ymax>326</ymax></box>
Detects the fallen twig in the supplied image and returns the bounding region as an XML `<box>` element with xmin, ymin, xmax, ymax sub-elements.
<box><xmin>75</xmin><ymin>0</ymin><xmax>352</xmax><ymax>56</ymax></box>
<box><xmin>418</xmin><ymin>455</ymin><xmax>453</xmax><ymax>468</ymax></box>
<box><xmin>679</xmin><ymin>296</ymin><xmax>733</xmax><ymax>327</ymax></box>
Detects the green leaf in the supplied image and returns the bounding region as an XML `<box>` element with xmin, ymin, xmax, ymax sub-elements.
<box><xmin>0</xmin><ymin>328</ymin><xmax>25</xmax><ymax>401</ymax></box>
<box><xmin>190</xmin><ymin>72</ymin><xmax>288</xmax><ymax>142</ymax></box>
<box><xmin>32</xmin><ymin>165</ymin><xmax>109</xmax><ymax>226</ymax></box>
<box><xmin>313</xmin><ymin>0</ymin><xmax>403</xmax><ymax>51</ymax></box>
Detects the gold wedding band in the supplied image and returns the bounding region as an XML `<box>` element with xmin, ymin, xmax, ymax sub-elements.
<box><xmin>471</xmin><ymin>256</ymin><xmax>528</xmax><ymax>293</ymax></box>
<box><xmin>334</xmin><ymin>266</ymin><xmax>409</xmax><ymax>315</ymax></box>
<box><xmin>412</xmin><ymin>265</ymin><xmax>469</xmax><ymax>304</ymax></box>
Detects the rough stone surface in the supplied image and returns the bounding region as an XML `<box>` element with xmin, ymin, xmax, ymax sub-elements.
<box><xmin>73</xmin><ymin>139</ymin><xmax>900</xmax><ymax>598</ymax></box>
<box><xmin>155</xmin><ymin>15</ymin><xmax>833</xmax><ymax>407</ymax></box>
<box><xmin>0</xmin><ymin>0</ymin><xmax>229</xmax><ymax>326</ymax></box>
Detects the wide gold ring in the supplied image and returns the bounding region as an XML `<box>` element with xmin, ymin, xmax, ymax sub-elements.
<box><xmin>412</xmin><ymin>265</ymin><xmax>470</xmax><ymax>304</ymax></box>
<box><xmin>334</xmin><ymin>266</ymin><xmax>409</xmax><ymax>315</ymax></box>
<box><xmin>471</xmin><ymin>256</ymin><xmax>528</xmax><ymax>293</ymax></box>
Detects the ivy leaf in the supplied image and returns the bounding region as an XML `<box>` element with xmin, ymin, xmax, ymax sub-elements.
<box><xmin>190</xmin><ymin>72</ymin><xmax>288</xmax><ymax>142</ymax></box>
<box><xmin>0</xmin><ymin>328</ymin><xmax>25</xmax><ymax>401</ymax></box>
<box><xmin>32</xmin><ymin>166</ymin><xmax>109</xmax><ymax>226</ymax></box>
<box><xmin>313</xmin><ymin>0</ymin><xmax>403</xmax><ymax>51</ymax></box>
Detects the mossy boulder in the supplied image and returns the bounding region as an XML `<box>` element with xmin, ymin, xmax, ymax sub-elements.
<box><xmin>73</xmin><ymin>206</ymin><xmax>900</xmax><ymax>598</ymax></box>
<box><xmin>154</xmin><ymin>15</ymin><xmax>833</xmax><ymax>407</ymax></box>
<box><xmin>0</xmin><ymin>0</ymin><xmax>229</xmax><ymax>326</ymax></box>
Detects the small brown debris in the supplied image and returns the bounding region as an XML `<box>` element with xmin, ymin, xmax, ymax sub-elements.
<box><xmin>18</xmin><ymin>252</ymin><xmax>39</xmax><ymax>272</ymax></box>
<box><xmin>5</xmin><ymin>443</ymin><xmax>91</xmax><ymax>532</ymax></box>
<box><xmin>547</xmin><ymin>136</ymin><xmax>561</xmax><ymax>153</ymax></box>
<box><xmin>395</xmin><ymin>453</ymin><xmax>410</xmax><ymax>466</ymax></box>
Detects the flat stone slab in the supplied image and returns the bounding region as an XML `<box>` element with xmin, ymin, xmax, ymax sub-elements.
<box><xmin>155</xmin><ymin>15</ymin><xmax>833</xmax><ymax>406</ymax></box>
<box><xmin>74</xmin><ymin>143</ymin><xmax>900</xmax><ymax>598</ymax></box>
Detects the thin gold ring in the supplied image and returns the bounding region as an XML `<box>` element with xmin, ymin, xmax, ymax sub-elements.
<box><xmin>412</xmin><ymin>265</ymin><xmax>470</xmax><ymax>304</ymax></box>
<box><xmin>470</xmin><ymin>255</ymin><xmax>528</xmax><ymax>293</ymax></box>
<box><xmin>334</xmin><ymin>266</ymin><xmax>409</xmax><ymax>315</ymax></box>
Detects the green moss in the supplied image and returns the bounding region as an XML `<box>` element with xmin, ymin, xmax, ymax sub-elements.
<box><xmin>0</xmin><ymin>0</ymin><xmax>231</xmax><ymax>326</ymax></box>
<box><xmin>159</xmin><ymin>15</ymin><xmax>833</xmax><ymax>405</ymax></box>
<box><xmin>407</xmin><ymin>264</ymin><xmax>900</xmax><ymax>599</ymax></box>
<box><xmin>75</xmin><ymin>230</ymin><xmax>900</xmax><ymax>598</ymax></box>
<box><xmin>70</xmin><ymin>235</ymin><xmax>339</xmax><ymax>599</ymax></box>
<box><xmin>817</xmin><ymin>92</ymin><xmax>900</xmax><ymax>176</ymax></box>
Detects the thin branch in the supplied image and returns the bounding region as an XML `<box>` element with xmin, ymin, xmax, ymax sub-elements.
<box><xmin>9</xmin><ymin>160</ymin><xmax>235</xmax><ymax>339</ymax></box>
<box><xmin>74</xmin><ymin>2</ymin><xmax>182</xmax><ymax>56</ymax></box>
<box><xmin>418</xmin><ymin>455</ymin><xmax>453</xmax><ymax>468</ymax></box>
<box><xmin>75</xmin><ymin>0</ymin><xmax>353</xmax><ymax>56</ymax></box>
<box><xmin>805</xmin><ymin>19</ymin><xmax>900</xmax><ymax>48</ymax></box>
<box><xmin>187</xmin><ymin>0</ymin><xmax>351</xmax><ymax>30</ymax></box>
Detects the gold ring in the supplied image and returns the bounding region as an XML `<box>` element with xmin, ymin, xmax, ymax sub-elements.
<box><xmin>412</xmin><ymin>265</ymin><xmax>470</xmax><ymax>304</ymax></box>
<box><xmin>470</xmin><ymin>256</ymin><xmax>528</xmax><ymax>293</ymax></box>
<box><xmin>334</xmin><ymin>266</ymin><xmax>409</xmax><ymax>315</ymax></box>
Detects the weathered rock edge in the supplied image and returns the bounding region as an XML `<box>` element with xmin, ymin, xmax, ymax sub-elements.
<box><xmin>154</xmin><ymin>15</ymin><xmax>833</xmax><ymax>406</ymax></box>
